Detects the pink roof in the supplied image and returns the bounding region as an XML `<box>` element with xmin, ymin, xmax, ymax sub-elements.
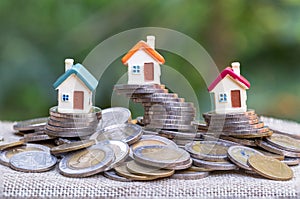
<box><xmin>208</xmin><ymin>67</ymin><xmax>251</xmax><ymax>92</ymax></box>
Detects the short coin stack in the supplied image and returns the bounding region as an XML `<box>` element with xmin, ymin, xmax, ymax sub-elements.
<box><xmin>114</xmin><ymin>84</ymin><xmax>196</xmax><ymax>132</ymax></box>
<box><xmin>44</xmin><ymin>106</ymin><xmax>102</xmax><ymax>138</ymax></box>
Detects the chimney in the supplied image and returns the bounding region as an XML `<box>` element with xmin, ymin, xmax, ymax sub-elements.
<box><xmin>147</xmin><ymin>35</ymin><xmax>155</xmax><ymax>49</ymax></box>
<box><xmin>65</xmin><ymin>58</ymin><xmax>74</xmax><ymax>72</ymax></box>
<box><xmin>231</xmin><ymin>62</ymin><xmax>240</xmax><ymax>76</ymax></box>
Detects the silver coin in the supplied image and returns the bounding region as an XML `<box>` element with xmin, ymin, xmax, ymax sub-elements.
<box><xmin>97</xmin><ymin>140</ymin><xmax>130</xmax><ymax>170</ymax></box>
<box><xmin>45</xmin><ymin>123</ymin><xmax>94</xmax><ymax>133</ymax></box>
<box><xmin>117</xmin><ymin>88</ymin><xmax>167</xmax><ymax>94</ymax></box>
<box><xmin>100</xmin><ymin>107</ymin><xmax>131</xmax><ymax>129</ymax></box>
<box><xmin>47</xmin><ymin>118</ymin><xmax>98</xmax><ymax>128</ymax></box>
<box><xmin>49</xmin><ymin>106</ymin><xmax>102</xmax><ymax>119</ymax></box>
<box><xmin>13</xmin><ymin>117</ymin><xmax>48</xmax><ymax>131</ymax></box>
<box><xmin>133</xmin><ymin>97</ymin><xmax>185</xmax><ymax>103</ymax></box>
<box><xmin>265</xmin><ymin>134</ymin><xmax>300</xmax><ymax>153</ymax></box>
<box><xmin>133</xmin><ymin>145</ymin><xmax>190</xmax><ymax>169</ymax></box>
<box><xmin>142</xmin><ymin>92</ymin><xmax>177</xmax><ymax>98</ymax></box>
<box><xmin>103</xmin><ymin>170</ymin><xmax>133</xmax><ymax>182</ymax></box>
<box><xmin>281</xmin><ymin>157</ymin><xmax>300</xmax><ymax>166</ymax></box>
<box><xmin>144</xmin><ymin>114</ymin><xmax>195</xmax><ymax>121</ymax></box>
<box><xmin>114</xmin><ymin>84</ymin><xmax>163</xmax><ymax>90</ymax></box>
<box><xmin>207</xmin><ymin>119</ymin><xmax>260</xmax><ymax>126</ymax></box>
<box><xmin>145</xmin><ymin>111</ymin><xmax>195</xmax><ymax>117</ymax></box>
<box><xmin>185</xmin><ymin>141</ymin><xmax>231</xmax><ymax>161</ymax></box>
<box><xmin>21</xmin><ymin>131</ymin><xmax>56</xmax><ymax>142</ymax></box>
<box><xmin>9</xmin><ymin>151</ymin><xmax>57</xmax><ymax>172</ymax></box>
<box><xmin>0</xmin><ymin>144</ymin><xmax>50</xmax><ymax>166</ymax></box>
<box><xmin>90</xmin><ymin>124</ymin><xmax>142</xmax><ymax>145</ymax></box>
<box><xmin>203</xmin><ymin>110</ymin><xmax>255</xmax><ymax>118</ymax></box>
<box><xmin>58</xmin><ymin>144</ymin><xmax>114</xmax><ymax>177</ymax></box>
<box><xmin>44</xmin><ymin>128</ymin><xmax>95</xmax><ymax>138</ymax></box>
<box><xmin>165</xmin><ymin>158</ymin><xmax>193</xmax><ymax>170</ymax></box>
<box><xmin>142</xmin><ymin>129</ymin><xmax>160</xmax><ymax>135</ymax></box>
<box><xmin>171</xmin><ymin>169</ymin><xmax>210</xmax><ymax>180</ymax></box>
<box><xmin>142</xmin><ymin>102</ymin><xmax>194</xmax><ymax>107</ymax></box>
<box><xmin>50</xmin><ymin>115</ymin><xmax>100</xmax><ymax>123</ymax></box>
<box><xmin>192</xmin><ymin>158</ymin><xmax>238</xmax><ymax>170</ymax></box>
<box><xmin>256</xmin><ymin>140</ymin><xmax>300</xmax><ymax>158</ymax></box>
<box><xmin>227</xmin><ymin>145</ymin><xmax>264</xmax><ymax>170</ymax></box>
<box><xmin>145</xmin><ymin>124</ymin><xmax>196</xmax><ymax>131</ymax></box>
<box><xmin>219</xmin><ymin>135</ymin><xmax>256</xmax><ymax>147</ymax></box>
<box><xmin>158</xmin><ymin>130</ymin><xmax>200</xmax><ymax>139</ymax></box>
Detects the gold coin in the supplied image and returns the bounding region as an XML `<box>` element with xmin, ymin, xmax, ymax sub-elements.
<box><xmin>0</xmin><ymin>139</ymin><xmax>24</xmax><ymax>150</ymax></box>
<box><xmin>50</xmin><ymin>140</ymin><xmax>95</xmax><ymax>154</ymax></box>
<box><xmin>255</xmin><ymin>149</ymin><xmax>285</xmax><ymax>161</ymax></box>
<box><xmin>188</xmin><ymin>166</ymin><xmax>215</xmax><ymax>172</ymax></box>
<box><xmin>126</xmin><ymin>160</ymin><xmax>174</xmax><ymax>178</ymax></box>
<box><xmin>248</xmin><ymin>154</ymin><xmax>293</xmax><ymax>181</ymax></box>
<box><xmin>114</xmin><ymin>164</ymin><xmax>159</xmax><ymax>181</ymax></box>
<box><xmin>266</xmin><ymin>134</ymin><xmax>300</xmax><ymax>152</ymax></box>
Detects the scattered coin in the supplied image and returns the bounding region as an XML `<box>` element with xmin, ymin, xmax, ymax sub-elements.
<box><xmin>126</xmin><ymin>160</ymin><xmax>174</xmax><ymax>178</ymax></box>
<box><xmin>281</xmin><ymin>157</ymin><xmax>300</xmax><ymax>166</ymax></box>
<box><xmin>9</xmin><ymin>151</ymin><xmax>57</xmax><ymax>172</ymax></box>
<box><xmin>247</xmin><ymin>154</ymin><xmax>293</xmax><ymax>181</ymax></box>
<box><xmin>21</xmin><ymin>131</ymin><xmax>56</xmax><ymax>142</ymax></box>
<box><xmin>91</xmin><ymin>124</ymin><xmax>142</xmax><ymax>145</ymax></box>
<box><xmin>192</xmin><ymin>158</ymin><xmax>238</xmax><ymax>170</ymax></box>
<box><xmin>13</xmin><ymin>117</ymin><xmax>48</xmax><ymax>132</ymax></box>
<box><xmin>256</xmin><ymin>140</ymin><xmax>300</xmax><ymax>158</ymax></box>
<box><xmin>0</xmin><ymin>139</ymin><xmax>25</xmax><ymax>150</ymax></box>
<box><xmin>188</xmin><ymin>166</ymin><xmax>215</xmax><ymax>172</ymax></box>
<box><xmin>266</xmin><ymin>134</ymin><xmax>300</xmax><ymax>153</ymax></box>
<box><xmin>171</xmin><ymin>168</ymin><xmax>210</xmax><ymax>180</ymax></box>
<box><xmin>255</xmin><ymin>148</ymin><xmax>285</xmax><ymax>160</ymax></box>
<box><xmin>185</xmin><ymin>141</ymin><xmax>231</xmax><ymax>161</ymax></box>
<box><xmin>133</xmin><ymin>145</ymin><xmax>190</xmax><ymax>169</ymax></box>
<box><xmin>100</xmin><ymin>107</ymin><xmax>131</xmax><ymax>129</ymax></box>
<box><xmin>131</xmin><ymin>135</ymin><xmax>177</xmax><ymax>152</ymax></box>
<box><xmin>114</xmin><ymin>164</ymin><xmax>159</xmax><ymax>181</ymax></box>
<box><xmin>58</xmin><ymin>144</ymin><xmax>114</xmax><ymax>177</ymax></box>
<box><xmin>50</xmin><ymin>140</ymin><xmax>96</xmax><ymax>155</ymax></box>
<box><xmin>227</xmin><ymin>145</ymin><xmax>264</xmax><ymax>170</ymax></box>
<box><xmin>103</xmin><ymin>169</ymin><xmax>133</xmax><ymax>182</ymax></box>
<box><xmin>0</xmin><ymin>144</ymin><xmax>50</xmax><ymax>166</ymax></box>
<box><xmin>219</xmin><ymin>135</ymin><xmax>256</xmax><ymax>147</ymax></box>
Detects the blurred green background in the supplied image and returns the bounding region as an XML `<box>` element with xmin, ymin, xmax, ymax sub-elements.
<box><xmin>0</xmin><ymin>0</ymin><xmax>299</xmax><ymax>122</ymax></box>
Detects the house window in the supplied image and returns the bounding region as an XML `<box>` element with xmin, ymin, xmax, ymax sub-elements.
<box><xmin>62</xmin><ymin>94</ymin><xmax>69</xmax><ymax>102</ymax></box>
<box><xmin>132</xmin><ymin>65</ymin><xmax>141</xmax><ymax>74</ymax></box>
<box><xmin>219</xmin><ymin>93</ymin><xmax>228</xmax><ymax>103</ymax></box>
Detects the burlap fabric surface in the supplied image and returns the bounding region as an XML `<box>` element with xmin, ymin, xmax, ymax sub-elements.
<box><xmin>0</xmin><ymin>117</ymin><xmax>299</xmax><ymax>198</ymax></box>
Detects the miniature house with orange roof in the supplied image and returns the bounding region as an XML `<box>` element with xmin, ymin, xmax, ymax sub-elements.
<box><xmin>121</xmin><ymin>36</ymin><xmax>165</xmax><ymax>85</ymax></box>
<box><xmin>208</xmin><ymin>62</ymin><xmax>250</xmax><ymax>114</ymax></box>
<box><xmin>53</xmin><ymin>59</ymin><xmax>98</xmax><ymax>113</ymax></box>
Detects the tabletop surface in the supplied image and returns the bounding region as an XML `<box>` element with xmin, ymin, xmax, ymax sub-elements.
<box><xmin>0</xmin><ymin>117</ymin><xmax>300</xmax><ymax>199</ymax></box>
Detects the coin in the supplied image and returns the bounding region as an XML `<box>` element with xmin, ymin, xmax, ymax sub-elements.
<box><xmin>50</xmin><ymin>140</ymin><xmax>95</xmax><ymax>154</ymax></box>
<box><xmin>145</xmin><ymin>124</ymin><xmax>196</xmax><ymax>131</ymax></box>
<box><xmin>131</xmin><ymin>135</ymin><xmax>177</xmax><ymax>151</ymax></box>
<box><xmin>48</xmin><ymin>118</ymin><xmax>98</xmax><ymax>128</ymax></box>
<box><xmin>46</xmin><ymin>123</ymin><xmax>94</xmax><ymax>133</ymax></box>
<box><xmin>188</xmin><ymin>166</ymin><xmax>215</xmax><ymax>172</ymax></box>
<box><xmin>227</xmin><ymin>145</ymin><xmax>264</xmax><ymax>170</ymax></box>
<box><xmin>114</xmin><ymin>84</ymin><xmax>164</xmax><ymax>90</ymax></box>
<box><xmin>256</xmin><ymin>140</ymin><xmax>300</xmax><ymax>158</ymax></box>
<box><xmin>167</xmin><ymin>158</ymin><xmax>193</xmax><ymax>170</ymax></box>
<box><xmin>281</xmin><ymin>157</ymin><xmax>300</xmax><ymax>166</ymax></box>
<box><xmin>50</xmin><ymin>106</ymin><xmax>102</xmax><ymax>119</ymax></box>
<box><xmin>0</xmin><ymin>139</ymin><xmax>25</xmax><ymax>150</ymax></box>
<box><xmin>192</xmin><ymin>158</ymin><xmax>238</xmax><ymax>170</ymax></box>
<box><xmin>145</xmin><ymin>114</ymin><xmax>195</xmax><ymax>121</ymax></box>
<box><xmin>185</xmin><ymin>141</ymin><xmax>231</xmax><ymax>161</ymax></box>
<box><xmin>133</xmin><ymin>145</ymin><xmax>190</xmax><ymax>169</ymax></box>
<box><xmin>143</xmin><ymin>102</ymin><xmax>194</xmax><ymax>107</ymax></box>
<box><xmin>44</xmin><ymin>128</ymin><xmax>95</xmax><ymax>138</ymax></box>
<box><xmin>126</xmin><ymin>161</ymin><xmax>174</xmax><ymax>178</ymax></box>
<box><xmin>49</xmin><ymin>115</ymin><xmax>99</xmax><ymax>123</ymax></box>
<box><xmin>90</xmin><ymin>124</ymin><xmax>142</xmax><ymax>145</ymax></box>
<box><xmin>0</xmin><ymin>144</ymin><xmax>50</xmax><ymax>166</ymax></box>
<box><xmin>171</xmin><ymin>168</ymin><xmax>210</xmax><ymax>180</ymax></box>
<box><xmin>99</xmin><ymin>140</ymin><xmax>130</xmax><ymax>170</ymax></box>
<box><xmin>100</xmin><ymin>107</ymin><xmax>131</xmax><ymax>129</ymax></box>
<box><xmin>58</xmin><ymin>144</ymin><xmax>114</xmax><ymax>177</ymax></box>
<box><xmin>133</xmin><ymin>97</ymin><xmax>185</xmax><ymax>103</ymax></box>
<box><xmin>255</xmin><ymin>148</ymin><xmax>285</xmax><ymax>160</ymax></box>
<box><xmin>231</xmin><ymin>130</ymin><xmax>273</xmax><ymax>139</ymax></box>
<box><xmin>219</xmin><ymin>135</ymin><xmax>256</xmax><ymax>147</ymax></box>
<box><xmin>9</xmin><ymin>151</ymin><xmax>57</xmax><ymax>172</ymax></box>
<box><xmin>114</xmin><ymin>164</ymin><xmax>159</xmax><ymax>181</ymax></box>
<box><xmin>203</xmin><ymin>110</ymin><xmax>255</xmax><ymax>118</ymax></box>
<box><xmin>266</xmin><ymin>134</ymin><xmax>300</xmax><ymax>153</ymax></box>
<box><xmin>158</xmin><ymin>130</ymin><xmax>200</xmax><ymax>140</ymax></box>
<box><xmin>247</xmin><ymin>154</ymin><xmax>293</xmax><ymax>181</ymax></box>
<box><xmin>103</xmin><ymin>170</ymin><xmax>133</xmax><ymax>182</ymax></box>
<box><xmin>21</xmin><ymin>131</ymin><xmax>56</xmax><ymax>142</ymax></box>
<box><xmin>144</xmin><ymin>119</ymin><xmax>192</xmax><ymax>125</ymax></box>
<box><xmin>13</xmin><ymin>117</ymin><xmax>48</xmax><ymax>132</ymax></box>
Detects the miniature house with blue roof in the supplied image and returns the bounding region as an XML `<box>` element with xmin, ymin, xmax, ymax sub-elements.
<box><xmin>53</xmin><ymin>59</ymin><xmax>98</xmax><ymax>113</ymax></box>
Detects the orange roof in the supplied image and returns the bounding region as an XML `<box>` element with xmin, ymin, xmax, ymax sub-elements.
<box><xmin>121</xmin><ymin>41</ymin><xmax>165</xmax><ymax>65</ymax></box>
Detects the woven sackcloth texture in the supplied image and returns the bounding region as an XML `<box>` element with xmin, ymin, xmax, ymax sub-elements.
<box><xmin>0</xmin><ymin>118</ymin><xmax>299</xmax><ymax>199</ymax></box>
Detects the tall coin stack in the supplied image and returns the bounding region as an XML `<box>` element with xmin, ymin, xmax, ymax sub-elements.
<box><xmin>44</xmin><ymin>106</ymin><xmax>102</xmax><ymax>138</ymax></box>
<box><xmin>114</xmin><ymin>84</ymin><xmax>196</xmax><ymax>132</ymax></box>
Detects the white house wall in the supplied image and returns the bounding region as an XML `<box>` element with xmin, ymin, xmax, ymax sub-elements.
<box><xmin>127</xmin><ymin>50</ymin><xmax>161</xmax><ymax>85</ymax></box>
<box><xmin>211</xmin><ymin>76</ymin><xmax>247</xmax><ymax>113</ymax></box>
<box><xmin>56</xmin><ymin>74</ymin><xmax>92</xmax><ymax>113</ymax></box>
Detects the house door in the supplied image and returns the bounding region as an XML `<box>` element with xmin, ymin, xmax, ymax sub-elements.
<box><xmin>73</xmin><ymin>91</ymin><xmax>84</xmax><ymax>110</ymax></box>
<box><xmin>231</xmin><ymin>90</ymin><xmax>241</xmax><ymax>108</ymax></box>
<box><xmin>144</xmin><ymin>63</ymin><xmax>154</xmax><ymax>81</ymax></box>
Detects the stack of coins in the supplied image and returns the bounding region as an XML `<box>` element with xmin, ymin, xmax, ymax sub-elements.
<box><xmin>44</xmin><ymin>106</ymin><xmax>102</xmax><ymax>138</ymax></box>
<box><xmin>114</xmin><ymin>84</ymin><xmax>196</xmax><ymax>132</ymax></box>
<box><xmin>198</xmin><ymin>110</ymin><xmax>272</xmax><ymax>141</ymax></box>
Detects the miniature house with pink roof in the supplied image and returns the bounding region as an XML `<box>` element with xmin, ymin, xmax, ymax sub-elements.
<box><xmin>121</xmin><ymin>36</ymin><xmax>165</xmax><ymax>85</ymax></box>
<box><xmin>208</xmin><ymin>62</ymin><xmax>250</xmax><ymax>114</ymax></box>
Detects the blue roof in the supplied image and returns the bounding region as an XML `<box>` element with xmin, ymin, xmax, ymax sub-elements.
<box><xmin>53</xmin><ymin>64</ymin><xmax>98</xmax><ymax>91</ymax></box>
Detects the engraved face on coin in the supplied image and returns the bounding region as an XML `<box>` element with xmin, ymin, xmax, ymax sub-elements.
<box><xmin>58</xmin><ymin>144</ymin><xmax>114</xmax><ymax>177</ymax></box>
<box><xmin>247</xmin><ymin>154</ymin><xmax>293</xmax><ymax>180</ymax></box>
<box><xmin>227</xmin><ymin>146</ymin><xmax>264</xmax><ymax>170</ymax></box>
<box><xmin>0</xmin><ymin>144</ymin><xmax>50</xmax><ymax>166</ymax></box>
<box><xmin>266</xmin><ymin>134</ymin><xmax>300</xmax><ymax>153</ymax></box>
<box><xmin>9</xmin><ymin>151</ymin><xmax>57</xmax><ymax>172</ymax></box>
<box><xmin>100</xmin><ymin>107</ymin><xmax>131</xmax><ymax>129</ymax></box>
